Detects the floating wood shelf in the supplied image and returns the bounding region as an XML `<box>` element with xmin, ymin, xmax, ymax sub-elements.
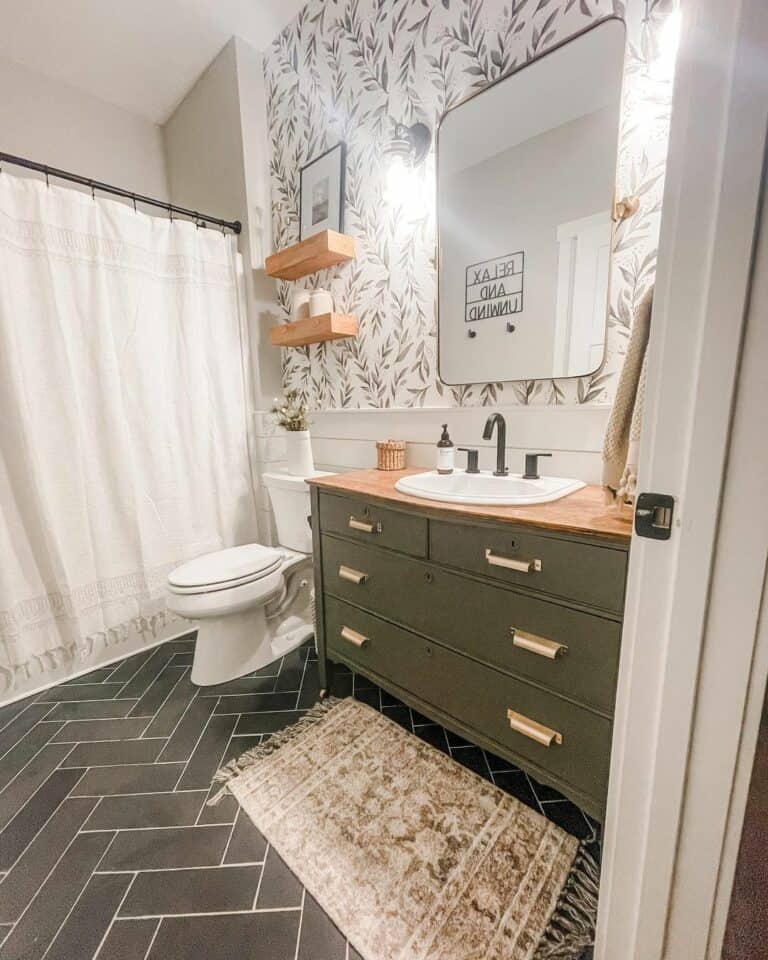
<box><xmin>265</xmin><ymin>230</ymin><xmax>355</xmax><ymax>280</ymax></box>
<box><xmin>269</xmin><ymin>313</ymin><xmax>358</xmax><ymax>348</ymax></box>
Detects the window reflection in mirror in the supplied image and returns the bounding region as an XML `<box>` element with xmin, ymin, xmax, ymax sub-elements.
<box><xmin>437</xmin><ymin>18</ymin><xmax>626</xmax><ymax>385</ymax></box>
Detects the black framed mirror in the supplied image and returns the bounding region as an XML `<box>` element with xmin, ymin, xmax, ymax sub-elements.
<box><xmin>437</xmin><ymin>18</ymin><xmax>627</xmax><ymax>386</ymax></box>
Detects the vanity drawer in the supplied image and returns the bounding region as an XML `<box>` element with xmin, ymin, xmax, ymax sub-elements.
<box><xmin>429</xmin><ymin>518</ymin><xmax>627</xmax><ymax>613</ymax></box>
<box><xmin>325</xmin><ymin>597</ymin><xmax>612</xmax><ymax>805</ymax></box>
<box><xmin>321</xmin><ymin>536</ymin><xmax>621</xmax><ymax>714</ymax></box>
<box><xmin>318</xmin><ymin>493</ymin><xmax>427</xmax><ymax>558</ymax></box>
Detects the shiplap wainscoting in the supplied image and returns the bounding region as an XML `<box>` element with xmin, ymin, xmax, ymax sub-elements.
<box><xmin>252</xmin><ymin>406</ymin><xmax>610</xmax><ymax>543</ymax></box>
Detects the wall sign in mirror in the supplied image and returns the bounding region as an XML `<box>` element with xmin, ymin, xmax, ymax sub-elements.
<box><xmin>465</xmin><ymin>253</ymin><xmax>524</xmax><ymax>323</ymax></box>
<box><xmin>437</xmin><ymin>18</ymin><xmax>626</xmax><ymax>385</ymax></box>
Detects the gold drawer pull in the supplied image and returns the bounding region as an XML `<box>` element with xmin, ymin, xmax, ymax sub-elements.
<box><xmin>506</xmin><ymin>708</ymin><xmax>562</xmax><ymax>747</ymax></box>
<box><xmin>338</xmin><ymin>565</ymin><xmax>368</xmax><ymax>585</ymax></box>
<box><xmin>348</xmin><ymin>515</ymin><xmax>382</xmax><ymax>534</ymax></box>
<box><xmin>511</xmin><ymin>629</ymin><xmax>568</xmax><ymax>660</ymax></box>
<box><xmin>485</xmin><ymin>548</ymin><xmax>542</xmax><ymax>573</ymax></box>
<box><xmin>341</xmin><ymin>625</ymin><xmax>369</xmax><ymax>648</ymax></box>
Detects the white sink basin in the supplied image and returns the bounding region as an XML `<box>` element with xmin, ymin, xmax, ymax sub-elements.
<box><xmin>394</xmin><ymin>470</ymin><xmax>586</xmax><ymax>506</ymax></box>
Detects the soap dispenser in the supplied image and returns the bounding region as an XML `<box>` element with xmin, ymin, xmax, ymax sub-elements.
<box><xmin>437</xmin><ymin>424</ymin><xmax>455</xmax><ymax>475</ymax></box>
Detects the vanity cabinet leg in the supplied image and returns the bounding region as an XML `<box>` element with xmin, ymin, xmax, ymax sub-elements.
<box><xmin>310</xmin><ymin>485</ymin><xmax>333</xmax><ymax>703</ymax></box>
<box><xmin>318</xmin><ymin>656</ymin><xmax>333</xmax><ymax>699</ymax></box>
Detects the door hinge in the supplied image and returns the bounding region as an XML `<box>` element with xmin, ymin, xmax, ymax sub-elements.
<box><xmin>635</xmin><ymin>492</ymin><xmax>675</xmax><ymax>540</ymax></box>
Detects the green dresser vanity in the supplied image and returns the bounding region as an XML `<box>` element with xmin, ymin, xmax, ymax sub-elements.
<box><xmin>308</xmin><ymin>469</ymin><xmax>632</xmax><ymax>820</ymax></box>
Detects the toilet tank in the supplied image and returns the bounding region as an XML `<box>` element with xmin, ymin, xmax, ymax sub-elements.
<box><xmin>262</xmin><ymin>471</ymin><xmax>331</xmax><ymax>553</ymax></box>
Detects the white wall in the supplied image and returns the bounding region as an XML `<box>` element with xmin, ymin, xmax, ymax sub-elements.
<box><xmin>0</xmin><ymin>56</ymin><xmax>168</xmax><ymax>199</ymax></box>
<box><xmin>163</xmin><ymin>41</ymin><xmax>247</xmax><ymax>233</ymax></box>
<box><xmin>163</xmin><ymin>37</ymin><xmax>284</xmax><ymax>543</ymax></box>
<box><xmin>232</xmin><ymin>37</ymin><xmax>284</xmax><ymax>409</ymax></box>
<box><xmin>163</xmin><ymin>37</ymin><xmax>282</xmax><ymax>412</ymax></box>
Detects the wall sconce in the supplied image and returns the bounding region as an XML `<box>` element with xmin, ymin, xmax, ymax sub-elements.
<box><xmin>385</xmin><ymin>120</ymin><xmax>432</xmax><ymax>209</ymax></box>
<box><xmin>387</xmin><ymin>121</ymin><xmax>432</xmax><ymax>166</ymax></box>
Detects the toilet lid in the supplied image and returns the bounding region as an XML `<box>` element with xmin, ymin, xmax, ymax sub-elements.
<box><xmin>168</xmin><ymin>544</ymin><xmax>282</xmax><ymax>590</ymax></box>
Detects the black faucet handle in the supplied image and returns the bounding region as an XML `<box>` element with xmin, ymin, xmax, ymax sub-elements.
<box><xmin>457</xmin><ymin>447</ymin><xmax>480</xmax><ymax>474</ymax></box>
<box><xmin>523</xmin><ymin>452</ymin><xmax>552</xmax><ymax>480</ymax></box>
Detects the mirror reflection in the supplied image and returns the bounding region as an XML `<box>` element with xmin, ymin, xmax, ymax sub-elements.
<box><xmin>437</xmin><ymin>19</ymin><xmax>626</xmax><ymax>385</ymax></box>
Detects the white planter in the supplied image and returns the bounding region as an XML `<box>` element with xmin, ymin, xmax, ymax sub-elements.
<box><xmin>284</xmin><ymin>430</ymin><xmax>315</xmax><ymax>477</ymax></box>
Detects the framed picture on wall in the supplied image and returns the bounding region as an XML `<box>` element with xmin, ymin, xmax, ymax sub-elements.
<box><xmin>299</xmin><ymin>143</ymin><xmax>346</xmax><ymax>240</ymax></box>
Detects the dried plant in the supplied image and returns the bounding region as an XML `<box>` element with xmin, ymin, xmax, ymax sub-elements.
<box><xmin>272</xmin><ymin>390</ymin><xmax>310</xmax><ymax>432</ymax></box>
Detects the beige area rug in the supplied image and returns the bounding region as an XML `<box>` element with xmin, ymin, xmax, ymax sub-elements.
<box><xmin>214</xmin><ymin>698</ymin><xmax>598</xmax><ymax>960</ymax></box>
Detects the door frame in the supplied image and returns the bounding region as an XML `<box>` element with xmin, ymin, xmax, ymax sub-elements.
<box><xmin>596</xmin><ymin>0</ymin><xmax>768</xmax><ymax>957</ymax></box>
<box><xmin>673</xmin><ymin>175</ymin><xmax>768</xmax><ymax>959</ymax></box>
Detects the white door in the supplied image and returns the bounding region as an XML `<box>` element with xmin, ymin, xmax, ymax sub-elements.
<box><xmin>596</xmin><ymin>0</ymin><xmax>768</xmax><ymax>957</ymax></box>
<box><xmin>553</xmin><ymin>211</ymin><xmax>612</xmax><ymax>377</ymax></box>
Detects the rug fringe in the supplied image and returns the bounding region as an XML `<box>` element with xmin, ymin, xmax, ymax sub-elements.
<box><xmin>208</xmin><ymin>696</ymin><xmax>342</xmax><ymax>806</ymax></box>
<box><xmin>533</xmin><ymin>841</ymin><xmax>600</xmax><ymax>959</ymax></box>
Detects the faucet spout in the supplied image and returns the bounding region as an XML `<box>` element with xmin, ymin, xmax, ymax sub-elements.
<box><xmin>482</xmin><ymin>414</ymin><xmax>508</xmax><ymax>476</ymax></box>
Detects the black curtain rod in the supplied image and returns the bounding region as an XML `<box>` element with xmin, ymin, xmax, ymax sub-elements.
<box><xmin>0</xmin><ymin>151</ymin><xmax>242</xmax><ymax>235</ymax></box>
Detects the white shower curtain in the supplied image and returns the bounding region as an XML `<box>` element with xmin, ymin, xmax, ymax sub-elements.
<box><xmin>0</xmin><ymin>175</ymin><xmax>257</xmax><ymax>699</ymax></box>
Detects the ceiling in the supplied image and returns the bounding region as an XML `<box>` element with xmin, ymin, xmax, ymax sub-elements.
<box><xmin>0</xmin><ymin>0</ymin><xmax>307</xmax><ymax>124</ymax></box>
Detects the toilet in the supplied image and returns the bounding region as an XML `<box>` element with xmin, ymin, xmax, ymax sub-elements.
<box><xmin>166</xmin><ymin>470</ymin><xmax>329</xmax><ymax>686</ymax></box>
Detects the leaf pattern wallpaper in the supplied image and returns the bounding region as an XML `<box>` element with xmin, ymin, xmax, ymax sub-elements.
<box><xmin>264</xmin><ymin>0</ymin><xmax>675</xmax><ymax>409</ymax></box>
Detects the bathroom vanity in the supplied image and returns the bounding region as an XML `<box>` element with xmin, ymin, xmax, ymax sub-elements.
<box><xmin>308</xmin><ymin>469</ymin><xmax>631</xmax><ymax>820</ymax></box>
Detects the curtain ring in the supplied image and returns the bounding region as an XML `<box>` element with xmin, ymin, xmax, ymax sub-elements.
<box><xmin>45</xmin><ymin>168</ymin><xmax>50</xmax><ymax>188</ymax></box>
<box><xmin>168</xmin><ymin>204</ymin><xmax>174</xmax><ymax>224</ymax></box>
<box><xmin>132</xmin><ymin>195</ymin><xmax>137</xmax><ymax>213</ymax></box>
<box><xmin>89</xmin><ymin>180</ymin><xmax>95</xmax><ymax>201</ymax></box>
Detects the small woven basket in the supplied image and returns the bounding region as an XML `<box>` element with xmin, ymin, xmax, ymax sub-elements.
<box><xmin>376</xmin><ymin>439</ymin><xmax>406</xmax><ymax>471</ymax></box>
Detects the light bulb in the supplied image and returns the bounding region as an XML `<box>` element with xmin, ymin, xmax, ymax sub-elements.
<box><xmin>386</xmin><ymin>155</ymin><xmax>409</xmax><ymax>204</ymax></box>
<box><xmin>649</xmin><ymin>8</ymin><xmax>681</xmax><ymax>82</ymax></box>
<box><xmin>385</xmin><ymin>156</ymin><xmax>427</xmax><ymax>218</ymax></box>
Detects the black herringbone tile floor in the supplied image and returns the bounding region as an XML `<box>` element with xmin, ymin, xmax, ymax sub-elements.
<box><xmin>0</xmin><ymin>635</ymin><xmax>597</xmax><ymax>959</ymax></box>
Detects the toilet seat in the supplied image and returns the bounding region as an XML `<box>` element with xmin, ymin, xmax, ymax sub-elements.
<box><xmin>168</xmin><ymin>543</ymin><xmax>282</xmax><ymax>596</ymax></box>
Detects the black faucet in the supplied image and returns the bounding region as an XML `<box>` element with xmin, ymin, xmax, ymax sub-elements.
<box><xmin>482</xmin><ymin>414</ymin><xmax>508</xmax><ymax>476</ymax></box>
<box><xmin>457</xmin><ymin>447</ymin><xmax>480</xmax><ymax>474</ymax></box>
<box><xmin>523</xmin><ymin>452</ymin><xmax>552</xmax><ymax>480</ymax></box>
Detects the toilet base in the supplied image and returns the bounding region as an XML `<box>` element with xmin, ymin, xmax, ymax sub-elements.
<box><xmin>190</xmin><ymin>607</ymin><xmax>314</xmax><ymax>686</ymax></box>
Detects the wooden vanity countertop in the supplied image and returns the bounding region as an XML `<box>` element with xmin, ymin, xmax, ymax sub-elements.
<box><xmin>307</xmin><ymin>468</ymin><xmax>633</xmax><ymax>544</ymax></box>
